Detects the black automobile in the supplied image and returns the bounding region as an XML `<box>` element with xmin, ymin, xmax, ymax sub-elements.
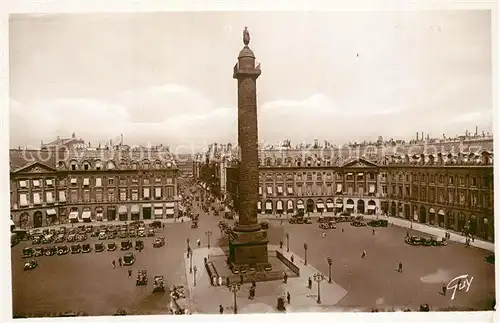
<box><xmin>135</xmin><ymin>240</ymin><xmax>144</xmax><ymax>251</ymax></box>
<box><xmin>95</xmin><ymin>243</ymin><xmax>105</xmax><ymax>252</ymax></box>
<box><xmin>123</xmin><ymin>253</ymin><xmax>136</xmax><ymax>266</ymax></box>
<box><xmin>260</xmin><ymin>221</ymin><xmax>269</xmax><ymax>229</ymax></box>
<box><xmin>57</xmin><ymin>245</ymin><xmax>70</xmax><ymax>255</ymax></box>
<box><xmin>107</xmin><ymin>242</ymin><xmax>117</xmax><ymax>251</ymax></box>
<box><xmin>71</xmin><ymin>244</ymin><xmax>82</xmax><ymax>254</ymax></box>
<box><xmin>22</xmin><ymin>247</ymin><xmax>34</xmax><ymax>258</ymax></box>
<box><xmin>151</xmin><ymin>221</ymin><xmax>162</xmax><ymax>229</ymax></box>
<box><xmin>121</xmin><ymin>240</ymin><xmax>132</xmax><ymax>251</ymax></box>
<box><xmin>82</xmin><ymin>244</ymin><xmax>92</xmax><ymax>253</ymax></box>
<box><xmin>368</xmin><ymin>219</ymin><xmax>389</xmax><ymax>227</ymax></box>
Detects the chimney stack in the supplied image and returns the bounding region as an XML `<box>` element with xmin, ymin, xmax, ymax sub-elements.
<box><xmin>416</xmin><ymin>132</ymin><xmax>419</xmax><ymax>141</ymax></box>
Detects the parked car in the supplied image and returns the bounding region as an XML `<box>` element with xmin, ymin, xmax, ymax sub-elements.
<box><xmin>147</xmin><ymin>229</ymin><xmax>155</xmax><ymax>237</ymax></box>
<box><xmin>82</xmin><ymin>243</ymin><xmax>92</xmax><ymax>253</ymax></box>
<box><xmin>98</xmin><ymin>231</ymin><xmax>107</xmax><ymax>240</ymax></box>
<box><xmin>152</xmin><ymin>275</ymin><xmax>165</xmax><ymax>292</ymax></box>
<box><xmin>66</xmin><ymin>234</ymin><xmax>76</xmax><ymax>243</ymax></box>
<box><xmin>95</xmin><ymin>243</ymin><xmax>105</xmax><ymax>252</ymax></box>
<box><xmin>44</xmin><ymin>246</ymin><xmax>57</xmax><ymax>256</ymax></box>
<box><xmin>24</xmin><ymin>259</ymin><xmax>38</xmax><ymax>271</ymax></box>
<box><xmin>135</xmin><ymin>240</ymin><xmax>144</xmax><ymax>251</ymax></box>
<box><xmin>57</xmin><ymin>245</ymin><xmax>70</xmax><ymax>255</ymax></box>
<box><xmin>123</xmin><ymin>253</ymin><xmax>136</xmax><ymax>266</ymax></box>
<box><xmin>107</xmin><ymin>242</ymin><xmax>117</xmax><ymax>251</ymax></box>
<box><xmin>121</xmin><ymin>240</ymin><xmax>132</xmax><ymax>251</ymax></box>
<box><xmin>351</xmin><ymin>219</ymin><xmax>367</xmax><ymax>227</ymax></box>
<box><xmin>367</xmin><ymin>219</ymin><xmax>389</xmax><ymax>227</ymax></box>
<box><xmin>137</xmin><ymin>229</ymin><xmax>146</xmax><ymax>237</ymax></box>
<box><xmin>33</xmin><ymin>247</ymin><xmax>43</xmax><ymax>257</ymax></box>
<box><xmin>128</xmin><ymin>230</ymin><xmax>137</xmax><ymax>238</ymax></box>
<box><xmin>136</xmin><ymin>270</ymin><xmax>148</xmax><ymax>286</ymax></box>
<box><xmin>151</xmin><ymin>221</ymin><xmax>162</xmax><ymax>229</ymax></box>
<box><xmin>71</xmin><ymin>244</ymin><xmax>82</xmax><ymax>254</ymax></box>
<box><xmin>54</xmin><ymin>234</ymin><xmax>66</xmax><ymax>243</ymax></box>
<box><xmin>22</xmin><ymin>247</ymin><xmax>34</xmax><ymax>258</ymax></box>
<box><xmin>153</xmin><ymin>237</ymin><xmax>165</xmax><ymax>248</ymax></box>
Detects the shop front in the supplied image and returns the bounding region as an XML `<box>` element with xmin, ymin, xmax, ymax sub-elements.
<box><xmin>316</xmin><ymin>199</ymin><xmax>324</xmax><ymax>214</ymax></box>
<box><xmin>154</xmin><ymin>204</ymin><xmax>164</xmax><ymax>219</ymax></box>
<box><xmin>118</xmin><ymin>205</ymin><xmax>128</xmax><ymax>221</ymax></box>
<box><xmin>131</xmin><ymin>205</ymin><xmax>140</xmax><ymax>221</ymax></box>
<box><xmin>326</xmin><ymin>199</ymin><xmax>334</xmax><ymax>213</ymax></box>
<box><xmin>165</xmin><ymin>202</ymin><xmax>175</xmax><ymax>218</ymax></box>
<box><xmin>46</xmin><ymin>208</ymin><xmax>57</xmax><ymax>225</ymax></box>
<box><xmin>96</xmin><ymin>207</ymin><xmax>103</xmax><ymax>221</ymax></box>
<box><xmin>107</xmin><ymin>206</ymin><xmax>116</xmax><ymax>222</ymax></box>
<box><xmin>82</xmin><ymin>207</ymin><xmax>92</xmax><ymax>223</ymax></box>
<box><xmin>142</xmin><ymin>204</ymin><xmax>152</xmax><ymax>220</ymax></box>
<box><xmin>69</xmin><ymin>208</ymin><xmax>79</xmax><ymax>224</ymax></box>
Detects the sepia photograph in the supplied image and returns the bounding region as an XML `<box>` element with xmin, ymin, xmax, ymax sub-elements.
<box><xmin>5</xmin><ymin>8</ymin><xmax>496</xmax><ymax>319</ymax></box>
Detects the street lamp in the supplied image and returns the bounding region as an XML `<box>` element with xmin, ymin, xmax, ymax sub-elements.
<box><xmin>286</xmin><ymin>233</ymin><xmax>290</xmax><ymax>252</ymax></box>
<box><xmin>189</xmin><ymin>249</ymin><xmax>193</xmax><ymax>273</ymax></box>
<box><xmin>228</xmin><ymin>282</ymin><xmax>241</xmax><ymax>314</ymax></box>
<box><xmin>205</xmin><ymin>230</ymin><xmax>213</xmax><ymax>249</ymax></box>
<box><xmin>186</xmin><ymin>238</ymin><xmax>190</xmax><ymax>251</ymax></box>
<box><xmin>327</xmin><ymin>257</ymin><xmax>333</xmax><ymax>283</ymax></box>
<box><xmin>193</xmin><ymin>265</ymin><xmax>197</xmax><ymax>286</ymax></box>
<box><xmin>313</xmin><ymin>272</ymin><xmax>325</xmax><ymax>304</ymax></box>
<box><xmin>304</xmin><ymin>243</ymin><xmax>308</xmax><ymax>266</ymax></box>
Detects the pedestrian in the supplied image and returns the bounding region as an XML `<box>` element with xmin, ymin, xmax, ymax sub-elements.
<box><xmin>342</xmin><ymin>228</ymin><xmax>344</xmax><ymax>232</ymax></box>
<box><xmin>322</xmin><ymin>232</ymin><xmax>326</xmax><ymax>238</ymax></box>
<box><xmin>252</xmin><ymin>279</ymin><xmax>256</xmax><ymax>288</ymax></box>
<box><xmin>219</xmin><ymin>305</ymin><xmax>224</xmax><ymax>314</ymax></box>
<box><xmin>361</xmin><ymin>250</ymin><xmax>367</xmax><ymax>259</ymax></box>
<box><xmin>471</xmin><ymin>235</ymin><xmax>475</xmax><ymax>242</ymax></box>
<box><xmin>442</xmin><ymin>284</ymin><xmax>447</xmax><ymax>296</ymax></box>
<box><xmin>163</xmin><ymin>223</ymin><xmax>165</xmax><ymax>230</ymax></box>
<box><xmin>398</xmin><ymin>261</ymin><xmax>403</xmax><ymax>273</ymax></box>
<box><xmin>290</xmin><ymin>255</ymin><xmax>294</xmax><ymax>263</ymax></box>
<box><xmin>286</xmin><ymin>292</ymin><xmax>291</xmax><ymax>304</ymax></box>
<box><xmin>308</xmin><ymin>277</ymin><xmax>312</xmax><ymax>289</ymax></box>
<box><xmin>128</xmin><ymin>269</ymin><xmax>132</xmax><ymax>277</ymax></box>
<box><xmin>406</xmin><ymin>231</ymin><xmax>410</xmax><ymax>238</ymax></box>
<box><xmin>218</xmin><ymin>276</ymin><xmax>223</xmax><ymax>286</ymax></box>
<box><xmin>283</xmin><ymin>272</ymin><xmax>288</xmax><ymax>284</ymax></box>
<box><xmin>279</xmin><ymin>241</ymin><xmax>283</xmax><ymax>249</ymax></box>
<box><xmin>372</xmin><ymin>229</ymin><xmax>375</xmax><ymax>235</ymax></box>
<box><xmin>118</xmin><ymin>257</ymin><xmax>122</xmax><ymax>267</ymax></box>
<box><xmin>112</xmin><ymin>259</ymin><xmax>116</xmax><ymax>269</ymax></box>
<box><xmin>197</xmin><ymin>239</ymin><xmax>201</xmax><ymax>247</ymax></box>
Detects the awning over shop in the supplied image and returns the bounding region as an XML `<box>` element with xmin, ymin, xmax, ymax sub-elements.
<box><xmin>326</xmin><ymin>202</ymin><xmax>334</xmax><ymax>209</ymax></box>
<box><xmin>166</xmin><ymin>208</ymin><xmax>174</xmax><ymax>215</ymax></box>
<box><xmin>70</xmin><ymin>178</ymin><xmax>77</xmax><ymax>184</ymax></box>
<box><xmin>345</xmin><ymin>204</ymin><xmax>354</xmax><ymax>209</ymax></box>
<box><xmin>429</xmin><ymin>208</ymin><xmax>436</xmax><ymax>213</ymax></box>
<box><xmin>335</xmin><ymin>203</ymin><xmax>343</xmax><ymax>208</ymax></box>
<box><xmin>69</xmin><ymin>211</ymin><xmax>78</xmax><ymax>220</ymax></box>
<box><xmin>165</xmin><ymin>202</ymin><xmax>175</xmax><ymax>208</ymax></box>
<box><xmin>131</xmin><ymin>205</ymin><xmax>140</xmax><ymax>214</ymax></box>
<box><xmin>367</xmin><ymin>205</ymin><xmax>376</xmax><ymax>210</ymax></box>
<box><xmin>316</xmin><ymin>203</ymin><xmax>325</xmax><ymax>209</ymax></box>
<box><xmin>265</xmin><ymin>202</ymin><xmax>272</xmax><ymax>210</ymax></box>
<box><xmin>118</xmin><ymin>205</ymin><xmax>128</xmax><ymax>215</ymax></box>
<box><xmin>154</xmin><ymin>208</ymin><xmax>163</xmax><ymax>215</ymax></box>
<box><xmin>297</xmin><ymin>204</ymin><xmax>304</xmax><ymax>209</ymax></box>
<box><xmin>357</xmin><ymin>173</ymin><xmax>364</xmax><ymax>176</ymax></box>
<box><xmin>46</xmin><ymin>208</ymin><xmax>57</xmax><ymax>216</ymax></box>
<box><xmin>142</xmin><ymin>204</ymin><xmax>152</xmax><ymax>208</ymax></box>
<box><xmin>438</xmin><ymin>209</ymin><xmax>445</xmax><ymax>216</ymax></box>
<box><xmin>82</xmin><ymin>211</ymin><xmax>91</xmax><ymax>219</ymax></box>
<box><xmin>347</xmin><ymin>173</ymin><xmax>353</xmax><ymax>176</ymax></box>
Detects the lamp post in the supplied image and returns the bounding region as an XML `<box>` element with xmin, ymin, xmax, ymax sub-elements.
<box><xmin>228</xmin><ymin>282</ymin><xmax>241</xmax><ymax>314</ymax></box>
<box><xmin>189</xmin><ymin>249</ymin><xmax>193</xmax><ymax>273</ymax></box>
<box><xmin>286</xmin><ymin>233</ymin><xmax>290</xmax><ymax>252</ymax></box>
<box><xmin>205</xmin><ymin>230</ymin><xmax>212</xmax><ymax>249</ymax></box>
<box><xmin>313</xmin><ymin>272</ymin><xmax>325</xmax><ymax>304</ymax></box>
<box><xmin>193</xmin><ymin>265</ymin><xmax>197</xmax><ymax>286</ymax></box>
<box><xmin>304</xmin><ymin>243</ymin><xmax>308</xmax><ymax>266</ymax></box>
<box><xmin>186</xmin><ymin>238</ymin><xmax>190</xmax><ymax>252</ymax></box>
<box><xmin>327</xmin><ymin>257</ymin><xmax>333</xmax><ymax>283</ymax></box>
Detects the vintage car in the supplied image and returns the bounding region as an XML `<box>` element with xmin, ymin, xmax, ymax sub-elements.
<box><xmin>57</xmin><ymin>245</ymin><xmax>70</xmax><ymax>255</ymax></box>
<box><xmin>430</xmin><ymin>236</ymin><xmax>447</xmax><ymax>246</ymax></box>
<box><xmin>367</xmin><ymin>219</ymin><xmax>389</xmax><ymax>227</ymax></box>
<box><xmin>218</xmin><ymin>220</ymin><xmax>226</xmax><ymax>227</ymax></box>
<box><xmin>66</xmin><ymin>234</ymin><xmax>76</xmax><ymax>243</ymax></box>
<box><xmin>123</xmin><ymin>252</ymin><xmax>136</xmax><ymax>266</ymax></box>
<box><xmin>485</xmin><ymin>254</ymin><xmax>495</xmax><ymax>264</ymax></box>
<box><xmin>114</xmin><ymin>309</ymin><xmax>127</xmax><ymax>316</ymax></box>
<box><xmin>128</xmin><ymin>230</ymin><xmax>137</xmax><ymax>238</ymax></box>
<box><xmin>319</xmin><ymin>223</ymin><xmax>330</xmax><ymax>229</ymax></box>
<box><xmin>318</xmin><ymin>216</ymin><xmax>335</xmax><ymax>223</ymax></box>
<box><xmin>152</xmin><ymin>275</ymin><xmax>166</xmax><ymax>292</ymax></box>
<box><xmin>137</xmin><ymin>229</ymin><xmax>146</xmax><ymax>237</ymax></box>
<box><xmin>31</xmin><ymin>234</ymin><xmax>42</xmax><ymax>245</ymax></box>
<box><xmin>191</xmin><ymin>221</ymin><xmax>199</xmax><ymax>229</ymax></box>
<box><xmin>41</xmin><ymin>234</ymin><xmax>54</xmax><ymax>244</ymax></box>
<box><xmin>405</xmin><ymin>235</ymin><xmax>422</xmax><ymax>246</ymax></box>
<box><xmin>107</xmin><ymin>232</ymin><xmax>117</xmax><ymax>240</ymax></box>
<box><xmin>153</xmin><ymin>237</ymin><xmax>166</xmax><ymax>248</ymax></box>
<box><xmin>91</xmin><ymin>229</ymin><xmax>100</xmax><ymax>237</ymax></box>
<box><xmin>98</xmin><ymin>231</ymin><xmax>107</xmax><ymax>240</ymax></box>
<box><xmin>260</xmin><ymin>221</ymin><xmax>269</xmax><ymax>229</ymax></box>
<box><xmin>58</xmin><ymin>227</ymin><xmax>67</xmax><ymax>235</ymax></box>
<box><xmin>71</xmin><ymin>244</ymin><xmax>82</xmax><ymax>254</ymax></box>
<box><xmin>335</xmin><ymin>215</ymin><xmax>354</xmax><ymax>223</ymax></box>
<box><xmin>44</xmin><ymin>246</ymin><xmax>57</xmax><ymax>256</ymax></box>
<box><xmin>24</xmin><ymin>259</ymin><xmax>38</xmax><ymax>271</ymax></box>
<box><xmin>82</xmin><ymin>243</ymin><xmax>92</xmax><ymax>253</ymax></box>
<box><xmin>22</xmin><ymin>247</ymin><xmax>34</xmax><ymax>258</ymax></box>
<box><xmin>147</xmin><ymin>229</ymin><xmax>155</xmax><ymax>237</ymax></box>
<box><xmin>121</xmin><ymin>240</ymin><xmax>132</xmax><ymax>251</ymax></box>
<box><xmin>119</xmin><ymin>230</ymin><xmax>128</xmax><ymax>239</ymax></box>
<box><xmin>351</xmin><ymin>219</ymin><xmax>367</xmax><ymax>227</ymax></box>
<box><xmin>304</xmin><ymin>218</ymin><xmax>312</xmax><ymax>224</ymax></box>
<box><xmin>54</xmin><ymin>234</ymin><xmax>66</xmax><ymax>243</ymax></box>
<box><xmin>33</xmin><ymin>247</ymin><xmax>43</xmax><ymax>257</ymax></box>
<box><xmin>136</xmin><ymin>270</ymin><xmax>148</xmax><ymax>286</ymax></box>
<box><xmin>151</xmin><ymin>221</ymin><xmax>162</xmax><ymax>229</ymax></box>
<box><xmin>135</xmin><ymin>240</ymin><xmax>144</xmax><ymax>251</ymax></box>
<box><xmin>76</xmin><ymin>234</ymin><xmax>88</xmax><ymax>242</ymax></box>
<box><xmin>95</xmin><ymin>243</ymin><xmax>105</xmax><ymax>252</ymax></box>
<box><xmin>107</xmin><ymin>242</ymin><xmax>117</xmax><ymax>251</ymax></box>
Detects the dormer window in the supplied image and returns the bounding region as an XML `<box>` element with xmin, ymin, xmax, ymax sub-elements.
<box><xmin>71</xmin><ymin>164</ymin><xmax>76</xmax><ymax>171</ymax></box>
<box><xmin>84</xmin><ymin>164</ymin><xmax>89</xmax><ymax>170</ymax></box>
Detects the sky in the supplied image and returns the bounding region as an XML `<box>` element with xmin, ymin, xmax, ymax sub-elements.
<box><xmin>9</xmin><ymin>11</ymin><xmax>493</xmax><ymax>150</ymax></box>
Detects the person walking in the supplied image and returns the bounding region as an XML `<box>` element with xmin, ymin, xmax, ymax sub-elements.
<box><xmin>112</xmin><ymin>259</ymin><xmax>116</xmax><ymax>269</ymax></box>
<box><xmin>442</xmin><ymin>284</ymin><xmax>447</xmax><ymax>296</ymax></box>
<box><xmin>372</xmin><ymin>229</ymin><xmax>375</xmax><ymax>235</ymax></box>
<box><xmin>322</xmin><ymin>232</ymin><xmax>326</xmax><ymax>238</ymax></box>
<box><xmin>283</xmin><ymin>272</ymin><xmax>288</xmax><ymax>284</ymax></box>
<box><xmin>398</xmin><ymin>261</ymin><xmax>403</xmax><ymax>273</ymax></box>
<box><xmin>118</xmin><ymin>257</ymin><xmax>122</xmax><ymax>267</ymax></box>
<box><xmin>128</xmin><ymin>269</ymin><xmax>132</xmax><ymax>278</ymax></box>
<box><xmin>290</xmin><ymin>255</ymin><xmax>294</xmax><ymax>263</ymax></box>
<box><xmin>219</xmin><ymin>305</ymin><xmax>224</xmax><ymax>314</ymax></box>
<box><xmin>361</xmin><ymin>250</ymin><xmax>367</xmax><ymax>259</ymax></box>
<box><xmin>308</xmin><ymin>277</ymin><xmax>312</xmax><ymax>289</ymax></box>
<box><xmin>286</xmin><ymin>292</ymin><xmax>291</xmax><ymax>304</ymax></box>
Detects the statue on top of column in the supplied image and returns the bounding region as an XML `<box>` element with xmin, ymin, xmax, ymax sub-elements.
<box><xmin>243</xmin><ymin>26</ymin><xmax>250</xmax><ymax>46</ymax></box>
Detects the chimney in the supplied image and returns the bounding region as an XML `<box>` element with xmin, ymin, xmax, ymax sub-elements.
<box><xmin>475</xmin><ymin>126</ymin><xmax>478</xmax><ymax>136</ymax></box>
<box><xmin>421</xmin><ymin>132</ymin><xmax>424</xmax><ymax>140</ymax></box>
<box><xmin>416</xmin><ymin>132</ymin><xmax>419</xmax><ymax>141</ymax></box>
<box><xmin>121</xmin><ymin>134</ymin><xmax>123</xmax><ymax>145</ymax></box>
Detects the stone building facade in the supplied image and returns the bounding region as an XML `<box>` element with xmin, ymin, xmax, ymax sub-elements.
<box><xmin>10</xmin><ymin>148</ymin><xmax>179</xmax><ymax>229</ymax></box>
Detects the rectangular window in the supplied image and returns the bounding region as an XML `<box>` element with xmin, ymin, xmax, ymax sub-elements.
<box><xmin>131</xmin><ymin>189</ymin><xmax>139</xmax><ymax>201</ymax></box>
<box><xmin>143</xmin><ymin>178</ymin><xmax>150</xmax><ymax>185</ymax></box>
<box><xmin>71</xmin><ymin>178</ymin><xmax>77</xmax><ymax>184</ymax></box>
<box><xmin>357</xmin><ymin>173</ymin><xmax>364</xmax><ymax>181</ymax></box>
<box><xmin>83</xmin><ymin>190</ymin><xmax>90</xmax><ymax>202</ymax></box>
<box><xmin>259</xmin><ymin>186</ymin><xmax>263</xmax><ymax>195</ymax></box>
<box><xmin>381</xmin><ymin>185</ymin><xmax>387</xmax><ymax>194</ymax></box>
<box><xmin>166</xmin><ymin>177</ymin><xmax>173</xmax><ymax>185</ymax></box>
<box><xmin>306</xmin><ymin>173</ymin><xmax>313</xmax><ymax>181</ymax></box>
<box><xmin>326</xmin><ymin>183</ymin><xmax>332</xmax><ymax>195</ymax></box>
<box><xmin>266</xmin><ymin>186</ymin><xmax>273</xmax><ymax>195</ymax></box>
<box><xmin>108</xmin><ymin>178</ymin><xmax>114</xmax><ymax>185</ymax></box>
<box><xmin>95</xmin><ymin>189</ymin><xmax>103</xmax><ymax>202</ymax></box>
<box><xmin>449</xmin><ymin>176</ymin><xmax>454</xmax><ymax>185</ymax></box>
<box><xmin>287</xmin><ymin>185</ymin><xmax>293</xmax><ymax>195</ymax></box>
<box><xmin>471</xmin><ymin>177</ymin><xmax>477</xmax><ymax>186</ymax></box>
<box><xmin>33</xmin><ymin>192</ymin><xmax>41</xmax><ymax>205</ymax></box>
<box><xmin>369</xmin><ymin>173</ymin><xmax>375</xmax><ymax>180</ymax></box>
<box><xmin>297</xmin><ymin>185</ymin><xmax>303</xmax><ymax>196</ymax></box>
<box><xmin>19</xmin><ymin>180</ymin><xmax>27</xmax><ymax>188</ymax></box>
<box><xmin>459</xmin><ymin>176</ymin><xmax>465</xmax><ymax>186</ymax></box>
<box><xmin>19</xmin><ymin>193</ymin><xmax>28</xmax><ymax>206</ymax></box>
<box><xmin>120</xmin><ymin>188</ymin><xmax>127</xmax><ymax>201</ymax></box>
<box><xmin>58</xmin><ymin>191</ymin><xmax>66</xmax><ymax>203</ymax></box>
<box><xmin>131</xmin><ymin>177</ymin><xmax>138</xmax><ymax>184</ymax></box>
<box><xmin>277</xmin><ymin>185</ymin><xmax>283</xmax><ymax>196</ymax></box>
<box><xmin>326</xmin><ymin>173</ymin><xmax>332</xmax><ymax>181</ymax></box>
<box><xmin>307</xmin><ymin>184</ymin><xmax>313</xmax><ymax>195</ymax></box>
<box><xmin>166</xmin><ymin>187</ymin><xmax>174</xmax><ymax>198</ymax></box>
<box><xmin>46</xmin><ymin>179</ymin><xmax>53</xmax><ymax>186</ymax></box>
<box><xmin>46</xmin><ymin>192</ymin><xmax>54</xmax><ymax>204</ymax></box>
<box><xmin>143</xmin><ymin>188</ymin><xmax>150</xmax><ymax>199</ymax></box>
<box><xmin>71</xmin><ymin>190</ymin><xmax>78</xmax><ymax>203</ymax></box>
<box><xmin>32</xmin><ymin>180</ymin><xmax>40</xmax><ymax>187</ymax></box>
<box><xmin>119</xmin><ymin>178</ymin><xmax>127</xmax><ymax>186</ymax></box>
<box><xmin>296</xmin><ymin>173</ymin><xmax>303</xmax><ymax>181</ymax></box>
<box><xmin>276</xmin><ymin>173</ymin><xmax>283</xmax><ymax>181</ymax></box>
<box><xmin>369</xmin><ymin>184</ymin><xmax>375</xmax><ymax>193</ymax></box>
<box><xmin>83</xmin><ymin>178</ymin><xmax>90</xmax><ymax>186</ymax></box>
<box><xmin>107</xmin><ymin>189</ymin><xmax>115</xmax><ymax>202</ymax></box>
<box><xmin>458</xmin><ymin>191</ymin><xmax>465</xmax><ymax>205</ymax></box>
<box><xmin>95</xmin><ymin>178</ymin><xmax>102</xmax><ymax>187</ymax></box>
<box><xmin>336</xmin><ymin>183</ymin><xmax>342</xmax><ymax>193</ymax></box>
<box><xmin>155</xmin><ymin>187</ymin><xmax>162</xmax><ymax>199</ymax></box>
<box><xmin>316</xmin><ymin>173</ymin><xmax>322</xmax><ymax>181</ymax></box>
